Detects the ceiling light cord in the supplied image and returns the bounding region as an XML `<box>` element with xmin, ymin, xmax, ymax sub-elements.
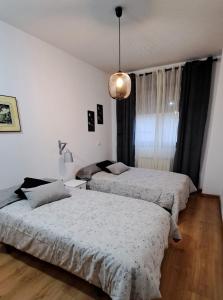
<box><xmin>118</xmin><ymin>16</ymin><xmax>121</xmax><ymax>72</ymax></box>
<box><xmin>108</xmin><ymin>6</ymin><xmax>131</xmax><ymax>100</ymax></box>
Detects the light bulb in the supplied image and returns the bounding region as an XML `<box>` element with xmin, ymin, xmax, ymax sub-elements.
<box><xmin>116</xmin><ymin>77</ymin><xmax>124</xmax><ymax>88</ymax></box>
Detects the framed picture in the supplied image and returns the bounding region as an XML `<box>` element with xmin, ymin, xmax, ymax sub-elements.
<box><xmin>97</xmin><ymin>104</ymin><xmax>103</xmax><ymax>124</ymax></box>
<box><xmin>87</xmin><ymin>110</ymin><xmax>95</xmax><ymax>132</ymax></box>
<box><xmin>0</xmin><ymin>95</ymin><xmax>21</xmax><ymax>132</ymax></box>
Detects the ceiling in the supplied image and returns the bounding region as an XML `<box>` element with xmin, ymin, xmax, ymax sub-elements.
<box><xmin>0</xmin><ymin>0</ymin><xmax>222</xmax><ymax>73</ymax></box>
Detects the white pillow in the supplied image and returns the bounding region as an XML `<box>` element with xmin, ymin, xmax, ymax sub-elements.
<box><xmin>0</xmin><ymin>185</ymin><xmax>20</xmax><ymax>209</ymax></box>
<box><xmin>106</xmin><ymin>162</ymin><xmax>129</xmax><ymax>175</ymax></box>
<box><xmin>22</xmin><ymin>180</ymin><xmax>70</xmax><ymax>209</ymax></box>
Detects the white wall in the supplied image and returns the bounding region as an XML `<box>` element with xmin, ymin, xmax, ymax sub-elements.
<box><xmin>200</xmin><ymin>51</ymin><xmax>223</xmax><ymax>202</ymax></box>
<box><xmin>0</xmin><ymin>21</ymin><xmax>112</xmax><ymax>189</ymax></box>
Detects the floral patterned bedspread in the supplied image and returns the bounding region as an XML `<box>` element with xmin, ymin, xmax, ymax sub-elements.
<box><xmin>0</xmin><ymin>189</ymin><xmax>179</xmax><ymax>300</ymax></box>
<box><xmin>88</xmin><ymin>167</ymin><xmax>196</xmax><ymax>223</ymax></box>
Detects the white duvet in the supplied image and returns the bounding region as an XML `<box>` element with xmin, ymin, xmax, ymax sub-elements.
<box><xmin>0</xmin><ymin>189</ymin><xmax>179</xmax><ymax>300</ymax></box>
<box><xmin>88</xmin><ymin>167</ymin><xmax>196</xmax><ymax>223</ymax></box>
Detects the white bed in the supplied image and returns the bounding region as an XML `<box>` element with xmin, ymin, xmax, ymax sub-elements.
<box><xmin>0</xmin><ymin>189</ymin><xmax>179</xmax><ymax>300</ymax></box>
<box><xmin>88</xmin><ymin>167</ymin><xmax>196</xmax><ymax>223</ymax></box>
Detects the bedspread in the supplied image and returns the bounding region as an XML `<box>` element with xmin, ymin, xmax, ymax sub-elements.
<box><xmin>88</xmin><ymin>167</ymin><xmax>196</xmax><ymax>223</ymax></box>
<box><xmin>0</xmin><ymin>189</ymin><xmax>178</xmax><ymax>300</ymax></box>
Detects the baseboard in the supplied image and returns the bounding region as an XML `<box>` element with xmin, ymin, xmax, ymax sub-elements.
<box><xmin>200</xmin><ymin>193</ymin><xmax>219</xmax><ymax>198</ymax></box>
<box><xmin>220</xmin><ymin>195</ymin><xmax>223</xmax><ymax>221</ymax></box>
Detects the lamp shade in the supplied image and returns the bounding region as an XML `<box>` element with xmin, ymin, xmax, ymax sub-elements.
<box><xmin>109</xmin><ymin>72</ymin><xmax>131</xmax><ymax>100</ymax></box>
<box><xmin>64</xmin><ymin>149</ymin><xmax>73</xmax><ymax>163</ymax></box>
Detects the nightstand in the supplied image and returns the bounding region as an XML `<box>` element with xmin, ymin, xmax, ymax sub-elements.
<box><xmin>64</xmin><ymin>179</ymin><xmax>87</xmax><ymax>192</ymax></box>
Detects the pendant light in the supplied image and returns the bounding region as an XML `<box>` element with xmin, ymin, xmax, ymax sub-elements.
<box><xmin>108</xmin><ymin>6</ymin><xmax>131</xmax><ymax>100</ymax></box>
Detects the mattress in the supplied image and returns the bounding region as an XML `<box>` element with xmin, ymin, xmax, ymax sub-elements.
<box><xmin>0</xmin><ymin>189</ymin><xmax>179</xmax><ymax>300</ymax></box>
<box><xmin>88</xmin><ymin>167</ymin><xmax>196</xmax><ymax>223</ymax></box>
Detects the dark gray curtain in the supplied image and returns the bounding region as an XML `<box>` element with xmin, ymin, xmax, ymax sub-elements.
<box><xmin>173</xmin><ymin>57</ymin><xmax>213</xmax><ymax>187</ymax></box>
<box><xmin>116</xmin><ymin>73</ymin><xmax>136</xmax><ymax>166</ymax></box>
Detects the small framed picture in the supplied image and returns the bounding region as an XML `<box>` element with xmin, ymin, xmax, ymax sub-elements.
<box><xmin>97</xmin><ymin>104</ymin><xmax>103</xmax><ymax>124</ymax></box>
<box><xmin>87</xmin><ymin>110</ymin><xmax>95</xmax><ymax>132</ymax></box>
<box><xmin>0</xmin><ymin>95</ymin><xmax>21</xmax><ymax>132</ymax></box>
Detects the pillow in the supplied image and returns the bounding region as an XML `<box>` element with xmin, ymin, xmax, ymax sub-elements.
<box><xmin>76</xmin><ymin>163</ymin><xmax>101</xmax><ymax>180</ymax></box>
<box><xmin>96</xmin><ymin>160</ymin><xmax>114</xmax><ymax>173</ymax></box>
<box><xmin>106</xmin><ymin>162</ymin><xmax>129</xmax><ymax>175</ymax></box>
<box><xmin>41</xmin><ymin>178</ymin><xmax>57</xmax><ymax>182</ymax></box>
<box><xmin>22</xmin><ymin>180</ymin><xmax>71</xmax><ymax>209</ymax></box>
<box><xmin>0</xmin><ymin>185</ymin><xmax>20</xmax><ymax>209</ymax></box>
<box><xmin>15</xmin><ymin>178</ymin><xmax>50</xmax><ymax>199</ymax></box>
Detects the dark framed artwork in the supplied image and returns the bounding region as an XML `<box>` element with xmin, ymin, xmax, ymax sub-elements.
<box><xmin>87</xmin><ymin>110</ymin><xmax>95</xmax><ymax>132</ymax></box>
<box><xmin>0</xmin><ymin>95</ymin><xmax>21</xmax><ymax>132</ymax></box>
<box><xmin>97</xmin><ymin>104</ymin><xmax>103</xmax><ymax>124</ymax></box>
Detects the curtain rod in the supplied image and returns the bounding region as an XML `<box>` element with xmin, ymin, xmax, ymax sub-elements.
<box><xmin>135</xmin><ymin>56</ymin><xmax>220</xmax><ymax>77</ymax></box>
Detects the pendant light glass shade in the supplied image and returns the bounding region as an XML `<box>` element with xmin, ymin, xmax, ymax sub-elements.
<box><xmin>109</xmin><ymin>72</ymin><xmax>131</xmax><ymax>100</ymax></box>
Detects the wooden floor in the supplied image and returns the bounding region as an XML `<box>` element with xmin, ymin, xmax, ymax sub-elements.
<box><xmin>0</xmin><ymin>194</ymin><xmax>222</xmax><ymax>300</ymax></box>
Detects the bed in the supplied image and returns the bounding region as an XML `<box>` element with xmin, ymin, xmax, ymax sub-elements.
<box><xmin>87</xmin><ymin>167</ymin><xmax>196</xmax><ymax>223</ymax></box>
<box><xmin>0</xmin><ymin>188</ymin><xmax>179</xmax><ymax>300</ymax></box>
